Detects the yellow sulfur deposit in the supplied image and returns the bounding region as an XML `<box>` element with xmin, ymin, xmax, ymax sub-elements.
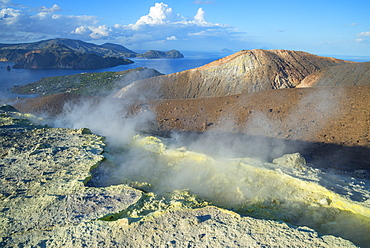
<box><xmin>125</xmin><ymin>134</ymin><xmax>370</xmax><ymax>247</ymax></box>
<box><xmin>0</xmin><ymin>106</ymin><xmax>363</xmax><ymax>247</ymax></box>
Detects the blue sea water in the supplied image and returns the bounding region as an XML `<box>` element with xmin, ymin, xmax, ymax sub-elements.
<box><xmin>0</xmin><ymin>51</ymin><xmax>369</xmax><ymax>99</ymax></box>
<box><xmin>0</xmin><ymin>51</ymin><xmax>228</xmax><ymax>99</ymax></box>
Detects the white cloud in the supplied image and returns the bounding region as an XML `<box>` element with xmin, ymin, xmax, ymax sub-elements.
<box><xmin>0</xmin><ymin>3</ymin><xmax>98</xmax><ymax>42</ymax></box>
<box><xmin>357</xmin><ymin>31</ymin><xmax>370</xmax><ymax>37</ymax></box>
<box><xmin>72</xmin><ymin>26</ymin><xmax>90</xmax><ymax>35</ymax></box>
<box><xmin>167</xmin><ymin>36</ymin><xmax>177</xmax><ymax>40</ymax></box>
<box><xmin>0</xmin><ymin>7</ymin><xmax>24</xmax><ymax>25</ymax></box>
<box><xmin>123</xmin><ymin>3</ymin><xmax>230</xmax><ymax>46</ymax></box>
<box><xmin>38</xmin><ymin>4</ymin><xmax>61</xmax><ymax>13</ymax></box>
<box><xmin>0</xmin><ymin>2</ymin><xmax>239</xmax><ymax>49</ymax></box>
<box><xmin>72</xmin><ymin>25</ymin><xmax>112</xmax><ymax>39</ymax></box>
<box><xmin>193</xmin><ymin>8</ymin><xmax>206</xmax><ymax>24</ymax></box>
<box><xmin>89</xmin><ymin>25</ymin><xmax>111</xmax><ymax>39</ymax></box>
<box><xmin>355</xmin><ymin>38</ymin><xmax>366</xmax><ymax>43</ymax></box>
<box><xmin>134</xmin><ymin>2</ymin><xmax>183</xmax><ymax>26</ymax></box>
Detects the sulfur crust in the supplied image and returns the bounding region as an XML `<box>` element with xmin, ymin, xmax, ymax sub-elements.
<box><xmin>130</xmin><ymin>134</ymin><xmax>370</xmax><ymax>245</ymax></box>
<box><xmin>0</xmin><ymin>108</ymin><xmax>366</xmax><ymax>247</ymax></box>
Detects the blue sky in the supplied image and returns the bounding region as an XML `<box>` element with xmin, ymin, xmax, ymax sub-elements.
<box><xmin>1</xmin><ymin>0</ymin><xmax>369</xmax><ymax>56</ymax></box>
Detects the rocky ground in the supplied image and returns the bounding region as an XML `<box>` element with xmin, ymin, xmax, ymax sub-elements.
<box><xmin>0</xmin><ymin>106</ymin><xmax>363</xmax><ymax>247</ymax></box>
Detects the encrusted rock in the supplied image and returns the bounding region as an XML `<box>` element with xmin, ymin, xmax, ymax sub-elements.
<box><xmin>0</xmin><ymin>109</ymin><xmax>142</xmax><ymax>244</ymax></box>
<box><xmin>0</xmin><ymin>108</ymin><xmax>361</xmax><ymax>247</ymax></box>
<box><xmin>272</xmin><ymin>152</ymin><xmax>307</xmax><ymax>169</ymax></box>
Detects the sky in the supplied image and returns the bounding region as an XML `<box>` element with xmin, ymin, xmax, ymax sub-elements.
<box><xmin>0</xmin><ymin>0</ymin><xmax>369</xmax><ymax>56</ymax></box>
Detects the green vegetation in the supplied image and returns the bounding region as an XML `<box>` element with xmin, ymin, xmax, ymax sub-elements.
<box><xmin>11</xmin><ymin>67</ymin><xmax>162</xmax><ymax>97</ymax></box>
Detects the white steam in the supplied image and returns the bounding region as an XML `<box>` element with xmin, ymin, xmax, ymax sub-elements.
<box><xmin>53</xmin><ymin>97</ymin><xmax>154</xmax><ymax>147</ymax></box>
<box><xmin>93</xmin><ymin>133</ymin><xmax>370</xmax><ymax>247</ymax></box>
<box><xmin>51</xmin><ymin>82</ymin><xmax>369</xmax><ymax>247</ymax></box>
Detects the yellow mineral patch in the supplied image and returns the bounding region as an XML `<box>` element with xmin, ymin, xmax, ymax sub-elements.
<box><xmin>124</xmin><ymin>134</ymin><xmax>370</xmax><ymax>246</ymax></box>
<box><xmin>0</xmin><ymin>107</ymin><xmax>363</xmax><ymax>247</ymax></box>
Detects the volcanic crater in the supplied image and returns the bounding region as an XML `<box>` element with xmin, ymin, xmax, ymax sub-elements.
<box><xmin>1</xmin><ymin>49</ymin><xmax>370</xmax><ymax>247</ymax></box>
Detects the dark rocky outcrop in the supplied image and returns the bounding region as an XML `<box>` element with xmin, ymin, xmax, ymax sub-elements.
<box><xmin>115</xmin><ymin>49</ymin><xmax>352</xmax><ymax>99</ymax></box>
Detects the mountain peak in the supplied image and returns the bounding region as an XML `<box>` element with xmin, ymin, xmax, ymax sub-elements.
<box><xmin>115</xmin><ymin>49</ymin><xmax>353</xmax><ymax>99</ymax></box>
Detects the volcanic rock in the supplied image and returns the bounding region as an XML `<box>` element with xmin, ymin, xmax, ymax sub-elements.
<box><xmin>0</xmin><ymin>107</ymin><xmax>142</xmax><ymax>244</ymax></box>
<box><xmin>115</xmin><ymin>49</ymin><xmax>352</xmax><ymax>99</ymax></box>
<box><xmin>0</xmin><ymin>107</ymin><xmax>360</xmax><ymax>247</ymax></box>
<box><xmin>272</xmin><ymin>153</ymin><xmax>307</xmax><ymax>169</ymax></box>
<box><xmin>298</xmin><ymin>61</ymin><xmax>370</xmax><ymax>87</ymax></box>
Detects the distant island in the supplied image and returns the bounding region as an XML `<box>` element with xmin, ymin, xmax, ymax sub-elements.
<box><xmin>0</xmin><ymin>38</ymin><xmax>184</xmax><ymax>69</ymax></box>
<box><xmin>12</xmin><ymin>44</ymin><xmax>133</xmax><ymax>69</ymax></box>
<box><xmin>137</xmin><ymin>50</ymin><xmax>184</xmax><ymax>59</ymax></box>
<box><xmin>220</xmin><ymin>48</ymin><xmax>233</xmax><ymax>53</ymax></box>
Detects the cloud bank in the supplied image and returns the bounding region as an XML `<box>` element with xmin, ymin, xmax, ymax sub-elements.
<box><xmin>356</xmin><ymin>31</ymin><xmax>370</xmax><ymax>43</ymax></box>
<box><xmin>0</xmin><ymin>1</ymin><xmax>238</xmax><ymax>49</ymax></box>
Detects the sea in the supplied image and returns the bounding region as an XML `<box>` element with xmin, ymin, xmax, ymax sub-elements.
<box><xmin>0</xmin><ymin>51</ymin><xmax>369</xmax><ymax>99</ymax></box>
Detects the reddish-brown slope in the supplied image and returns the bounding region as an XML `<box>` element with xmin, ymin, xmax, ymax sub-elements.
<box><xmin>298</xmin><ymin>62</ymin><xmax>370</xmax><ymax>87</ymax></box>
<box><xmin>114</xmin><ymin>49</ymin><xmax>352</xmax><ymax>99</ymax></box>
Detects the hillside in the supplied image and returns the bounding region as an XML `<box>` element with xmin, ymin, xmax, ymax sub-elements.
<box><xmin>11</xmin><ymin>44</ymin><xmax>133</xmax><ymax>69</ymax></box>
<box><xmin>298</xmin><ymin>62</ymin><xmax>370</xmax><ymax>87</ymax></box>
<box><xmin>115</xmin><ymin>49</ymin><xmax>353</xmax><ymax>99</ymax></box>
<box><xmin>0</xmin><ymin>38</ymin><xmax>136</xmax><ymax>60</ymax></box>
<box><xmin>0</xmin><ymin>38</ymin><xmax>184</xmax><ymax>61</ymax></box>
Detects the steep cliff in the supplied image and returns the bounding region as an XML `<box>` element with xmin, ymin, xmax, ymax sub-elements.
<box><xmin>298</xmin><ymin>62</ymin><xmax>370</xmax><ymax>87</ymax></box>
<box><xmin>115</xmin><ymin>49</ymin><xmax>352</xmax><ymax>99</ymax></box>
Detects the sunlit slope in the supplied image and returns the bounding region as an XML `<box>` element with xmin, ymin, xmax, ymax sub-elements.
<box><xmin>298</xmin><ymin>61</ymin><xmax>370</xmax><ymax>87</ymax></box>
<box><xmin>115</xmin><ymin>134</ymin><xmax>370</xmax><ymax>247</ymax></box>
<box><xmin>115</xmin><ymin>49</ymin><xmax>352</xmax><ymax>99</ymax></box>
